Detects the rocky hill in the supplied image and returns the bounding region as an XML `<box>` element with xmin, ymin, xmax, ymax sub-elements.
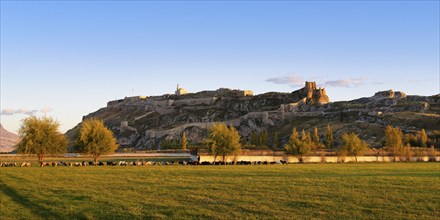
<box><xmin>66</xmin><ymin>82</ymin><xmax>440</xmax><ymax>151</ymax></box>
<box><xmin>0</xmin><ymin>124</ymin><xmax>19</xmax><ymax>153</ymax></box>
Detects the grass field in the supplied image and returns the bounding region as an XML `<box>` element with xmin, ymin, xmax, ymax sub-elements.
<box><xmin>0</xmin><ymin>163</ymin><xmax>439</xmax><ymax>219</ymax></box>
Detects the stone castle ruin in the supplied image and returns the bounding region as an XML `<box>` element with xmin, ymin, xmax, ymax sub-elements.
<box><xmin>302</xmin><ymin>81</ymin><xmax>330</xmax><ymax>104</ymax></box>
<box><xmin>279</xmin><ymin>81</ymin><xmax>330</xmax><ymax>112</ymax></box>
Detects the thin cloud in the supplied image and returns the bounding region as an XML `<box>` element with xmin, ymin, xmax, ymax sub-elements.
<box><xmin>266</xmin><ymin>74</ymin><xmax>304</xmax><ymax>87</ymax></box>
<box><xmin>0</xmin><ymin>107</ymin><xmax>53</xmax><ymax>116</ymax></box>
<box><xmin>324</xmin><ymin>78</ymin><xmax>367</xmax><ymax>88</ymax></box>
<box><xmin>15</xmin><ymin>108</ymin><xmax>30</xmax><ymax>114</ymax></box>
<box><xmin>41</xmin><ymin>107</ymin><xmax>53</xmax><ymax>113</ymax></box>
<box><xmin>26</xmin><ymin>110</ymin><xmax>39</xmax><ymax>115</ymax></box>
<box><xmin>267</xmin><ymin>74</ymin><xmax>382</xmax><ymax>89</ymax></box>
<box><xmin>1</xmin><ymin>108</ymin><xmax>15</xmax><ymax>115</ymax></box>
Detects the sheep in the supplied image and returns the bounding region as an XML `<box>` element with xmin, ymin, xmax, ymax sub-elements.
<box><xmin>191</xmin><ymin>161</ymin><xmax>200</xmax><ymax>165</ymax></box>
<box><xmin>118</xmin><ymin>161</ymin><xmax>127</xmax><ymax>166</ymax></box>
<box><xmin>4</xmin><ymin>162</ymin><xmax>17</xmax><ymax>167</ymax></box>
<box><xmin>242</xmin><ymin>161</ymin><xmax>252</xmax><ymax>165</ymax></box>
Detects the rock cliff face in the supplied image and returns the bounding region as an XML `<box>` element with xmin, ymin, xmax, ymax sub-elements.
<box><xmin>0</xmin><ymin>124</ymin><xmax>19</xmax><ymax>153</ymax></box>
<box><xmin>66</xmin><ymin>82</ymin><xmax>440</xmax><ymax>151</ymax></box>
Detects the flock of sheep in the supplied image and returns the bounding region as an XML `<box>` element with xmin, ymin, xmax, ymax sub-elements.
<box><xmin>1</xmin><ymin>162</ymin><xmax>31</xmax><ymax>167</ymax></box>
<box><xmin>0</xmin><ymin>160</ymin><xmax>289</xmax><ymax>167</ymax></box>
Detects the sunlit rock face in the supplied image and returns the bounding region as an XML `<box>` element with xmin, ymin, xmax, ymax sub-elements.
<box><xmin>373</xmin><ymin>90</ymin><xmax>406</xmax><ymax>100</ymax></box>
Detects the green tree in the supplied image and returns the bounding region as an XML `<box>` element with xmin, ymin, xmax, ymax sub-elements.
<box><xmin>403</xmin><ymin>133</ymin><xmax>412</xmax><ymax>146</ymax></box>
<box><xmin>418</xmin><ymin>129</ymin><xmax>428</xmax><ymax>148</ymax></box>
<box><xmin>339</xmin><ymin>133</ymin><xmax>369</xmax><ymax>162</ymax></box>
<box><xmin>302</xmin><ymin>130</ymin><xmax>312</xmax><ymax>147</ymax></box>
<box><xmin>432</xmin><ymin>130</ymin><xmax>440</xmax><ymax>143</ymax></box>
<box><xmin>75</xmin><ymin>118</ymin><xmax>119</xmax><ymax>163</ymax></box>
<box><xmin>181</xmin><ymin>132</ymin><xmax>188</xmax><ymax>150</ymax></box>
<box><xmin>283</xmin><ymin>128</ymin><xmax>310</xmax><ymax>163</ymax></box>
<box><xmin>206</xmin><ymin>123</ymin><xmax>241</xmax><ymax>163</ymax></box>
<box><xmin>311</xmin><ymin>127</ymin><xmax>324</xmax><ymax>151</ymax></box>
<box><xmin>384</xmin><ymin>126</ymin><xmax>403</xmax><ymax>161</ymax></box>
<box><xmin>312</xmin><ymin>127</ymin><xmax>320</xmax><ymax>145</ymax></box>
<box><xmin>250</xmin><ymin>130</ymin><xmax>269</xmax><ymax>148</ymax></box>
<box><xmin>325</xmin><ymin>125</ymin><xmax>334</xmax><ymax>150</ymax></box>
<box><xmin>250</xmin><ymin>132</ymin><xmax>260</xmax><ymax>147</ymax></box>
<box><xmin>160</xmin><ymin>138</ymin><xmax>179</xmax><ymax>149</ymax></box>
<box><xmin>261</xmin><ymin>130</ymin><xmax>269</xmax><ymax>147</ymax></box>
<box><xmin>272</xmin><ymin>132</ymin><xmax>279</xmax><ymax>150</ymax></box>
<box><xmin>16</xmin><ymin>116</ymin><xmax>68</xmax><ymax>163</ymax></box>
<box><xmin>403</xmin><ymin>143</ymin><xmax>413</xmax><ymax>162</ymax></box>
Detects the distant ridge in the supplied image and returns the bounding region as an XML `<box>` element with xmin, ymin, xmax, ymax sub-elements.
<box><xmin>66</xmin><ymin>82</ymin><xmax>440</xmax><ymax>151</ymax></box>
<box><xmin>0</xmin><ymin>124</ymin><xmax>19</xmax><ymax>153</ymax></box>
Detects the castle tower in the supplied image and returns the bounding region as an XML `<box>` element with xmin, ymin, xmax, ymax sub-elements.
<box><xmin>304</xmin><ymin>81</ymin><xmax>316</xmax><ymax>99</ymax></box>
<box><xmin>305</xmin><ymin>81</ymin><xmax>317</xmax><ymax>90</ymax></box>
<box><xmin>175</xmin><ymin>84</ymin><xmax>188</xmax><ymax>96</ymax></box>
<box><xmin>302</xmin><ymin>82</ymin><xmax>330</xmax><ymax>104</ymax></box>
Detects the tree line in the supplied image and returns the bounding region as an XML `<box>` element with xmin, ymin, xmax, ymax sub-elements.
<box><xmin>15</xmin><ymin>115</ymin><xmax>438</xmax><ymax>163</ymax></box>
<box><xmin>283</xmin><ymin>125</ymin><xmax>437</xmax><ymax>163</ymax></box>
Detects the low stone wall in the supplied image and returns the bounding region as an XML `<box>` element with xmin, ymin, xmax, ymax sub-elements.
<box><xmin>199</xmin><ymin>155</ymin><xmax>440</xmax><ymax>163</ymax></box>
<box><xmin>173</xmin><ymin>97</ymin><xmax>217</xmax><ymax>107</ymax></box>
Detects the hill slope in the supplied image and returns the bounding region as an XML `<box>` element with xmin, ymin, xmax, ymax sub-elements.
<box><xmin>0</xmin><ymin>124</ymin><xmax>19</xmax><ymax>153</ymax></box>
<box><xmin>66</xmin><ymin>82</ymin><xmax>440</xmax><ymax>151</ymax></box>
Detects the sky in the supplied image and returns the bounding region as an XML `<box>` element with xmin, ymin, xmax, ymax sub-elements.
<box><xmin>1</xmin><ymin>1</ymin><xmax>439</xmax><ymax>133</ymax></box>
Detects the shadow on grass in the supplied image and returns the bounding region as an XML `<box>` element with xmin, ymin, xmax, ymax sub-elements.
<box><xmin>0</xmin><ymin>179</ymin><xmax>59</xmax><ymax>219</ymax></box>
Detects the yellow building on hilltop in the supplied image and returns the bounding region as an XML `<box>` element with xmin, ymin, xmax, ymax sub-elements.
<box><xmin>175</xmin><ymin>84</ymin><xmax>188</xmax><ymax>96</ymax></box>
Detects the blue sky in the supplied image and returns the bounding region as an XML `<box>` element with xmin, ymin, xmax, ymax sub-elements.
<box><xmin>1</xmin><ymin>1</ymin><xmax>439</xmax><ymax>133</ymax></box>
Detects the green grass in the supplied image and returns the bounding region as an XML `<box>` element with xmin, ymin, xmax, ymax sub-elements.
<box><xmin>1</xmin><ymin>163</ymin><xmax>439</xmax><ymax>219</ymax></box>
